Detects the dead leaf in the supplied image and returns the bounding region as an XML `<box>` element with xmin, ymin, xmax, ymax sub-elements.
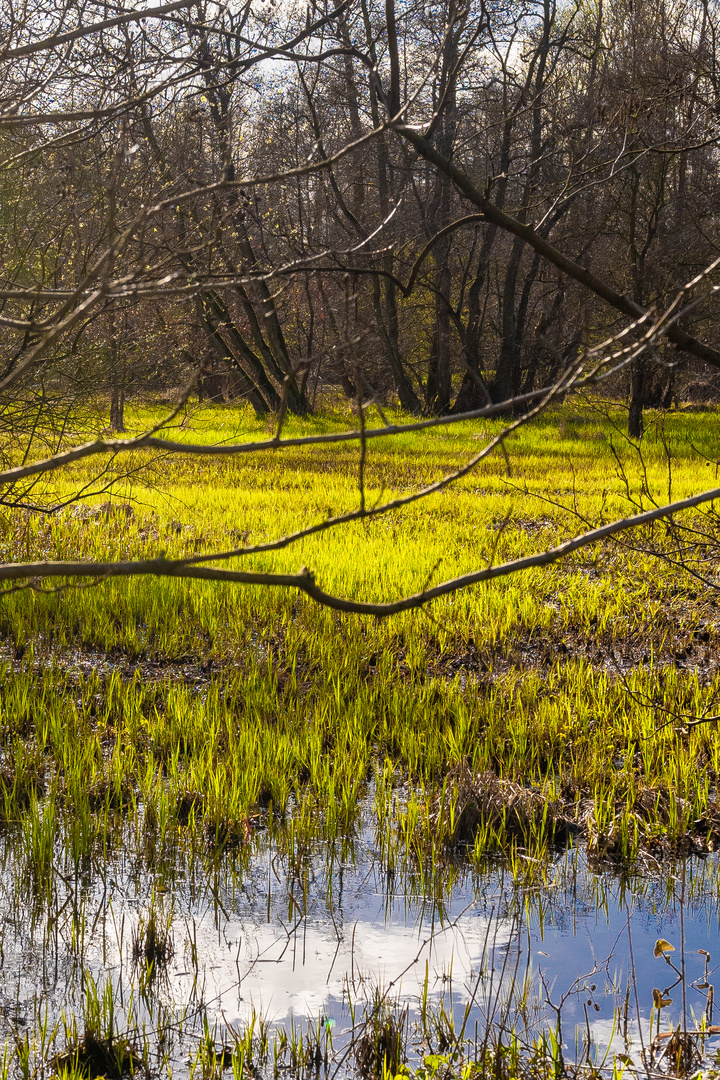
<box><xmin>653</xmin><ymin>988</ymin><xmax>673</xmax><ymax>1008</ymax></box>
<box><xmin>654</xmin><ymin>939</ymin><xmax>675</xmax><ymax>957</ymax></box>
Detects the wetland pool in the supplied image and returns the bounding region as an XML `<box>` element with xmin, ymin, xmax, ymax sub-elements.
<box><xmin>2</xmin><ymin>826</ymin><xmax>720</xmax><ymax>1077</ymax></box>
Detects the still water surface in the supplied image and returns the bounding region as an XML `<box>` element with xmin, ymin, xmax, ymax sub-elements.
<box><xmin>3</xmin><ymin>826</ymin><xmax>720</xmax><ymax>1074</ymax></box>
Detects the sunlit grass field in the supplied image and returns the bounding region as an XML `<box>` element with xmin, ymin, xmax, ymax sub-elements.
<box><xmin>1</xmin><ymin>398</ymin><xmax>720</xmax><ymax>1080</ymax></box>
<box><xmin>4</xmin><ymin>399</ymin><xmax>718</xmax><ymax>649</ymax></box>
<box><xmin>0</xmin><ymin>398</ymin><xmax>719</xmax><ymax>871</ymax></box>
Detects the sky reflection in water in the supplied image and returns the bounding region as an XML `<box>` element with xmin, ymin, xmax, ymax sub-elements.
<box><xmin>4</xmin><ymin>838</ymin><xmax>720</xmax><ymax>1071</ymax></box>
<box><xmin>114</xmin><ymin>848</ymin><xmax>720</xmax><ymax>1062</ymax></box>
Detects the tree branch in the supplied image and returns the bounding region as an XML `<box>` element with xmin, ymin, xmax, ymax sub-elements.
<box><xmin>3</xmin><ymin>481</ymin><xmax>720</xmax><ymax>616</ymax></box>
<box><xmin>395</xmin><ymin>124</ymin><xmax>720</xmax><ymax>371</ymax></box>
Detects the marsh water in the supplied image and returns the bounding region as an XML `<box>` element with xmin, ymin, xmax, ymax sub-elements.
<box><xmin>2</xmin><ymin>808</ymin><xmax>720</xmax><ymax>1078</ymax></box>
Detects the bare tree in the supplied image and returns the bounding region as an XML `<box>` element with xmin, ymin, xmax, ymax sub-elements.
<box><xmin>1</xmin><ymin>0</ymin><xmax>720</xmax><ymax>615</ymax></box>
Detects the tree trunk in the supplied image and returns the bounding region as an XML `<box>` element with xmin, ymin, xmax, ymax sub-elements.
<box><xmin>628</xmin><ymin>359</ymin><xmax>645</xmax><ymax>438</ymax></box>
<box><xmin>492</xmin><ymin>236</ymin><xmax>525</xmax><ymax>403</ymax></box>
<box><xmin>426</xmin><ymin>254</ymin><xmax>452</xmax><ymax>413</ymax></box>
<box><xmin>109</xmin><ymin>384</ymin><xmax>125</xmax><ymax>432</ymax></box>
<box><xmin>195</xmin><ymin>294</ymin><xmax>272</xmax><ymax>415</ymax></box>
<box><xmin>108</xmin><ymin>311</ymin><xmax>126</xmax><ymax>432</ymax></box>
<box><xmin>424</xmin><ymin>10</ymin><xmax>459</xmax><ymax>414</ymax></box>
<box><xmin>361</xmin><ymin>17</ymin><xmax>422</xmax><ymax>414</ymax></box>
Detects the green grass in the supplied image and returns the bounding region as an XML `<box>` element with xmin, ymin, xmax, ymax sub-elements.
<box><xmin>2</xmin><ymin>391</ymin><xmax>720</xmax><ymax>1080</ymax></box>
<box><xmin>0</xmin><ymin>398</ymin><xmax>719</xmax><ymax>872</ymax></box>
<box><xmin>4</xmin><ymin>399</ymin><xmax>719</xmax><ymax>644</ymax></box>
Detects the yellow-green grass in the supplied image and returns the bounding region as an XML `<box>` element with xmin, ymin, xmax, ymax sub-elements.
<box><xmin>3</xmin><ymin>400</ymin><xmax>717</xmax><ymax>648</ymax></box>
<box><xmin>0</xmin><ymin>400</ymin><xmax>719</xmax><ymax>872</ymax></box>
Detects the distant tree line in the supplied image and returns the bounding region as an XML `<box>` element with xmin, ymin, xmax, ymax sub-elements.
<box><xmin>1</xmin><ymin>0</ymin><xmax>720</xmax><ymax>445</ymax></box>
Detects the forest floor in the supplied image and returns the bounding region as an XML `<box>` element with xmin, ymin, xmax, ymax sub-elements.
<box><xmin>1</xmin><ymin>399</ymin><xmax>720</xmax><ymax>1079</ymax></box>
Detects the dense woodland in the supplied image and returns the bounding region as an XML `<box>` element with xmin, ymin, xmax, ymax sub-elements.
<box><xmin>2</xmin><ymin>0</ymin><xmax>720</xmax><ymax>447</ymax></box>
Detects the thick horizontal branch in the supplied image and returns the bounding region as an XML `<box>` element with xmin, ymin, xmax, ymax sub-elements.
<box><xmin>2</xmin><ymin>483</ymin><xmax>719</xmax><ymax>615</ymax></box>
<box><xmin>3</xmin><ymin>0</ymin><xmax>193</xmax><ymax>59</ymax></box>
